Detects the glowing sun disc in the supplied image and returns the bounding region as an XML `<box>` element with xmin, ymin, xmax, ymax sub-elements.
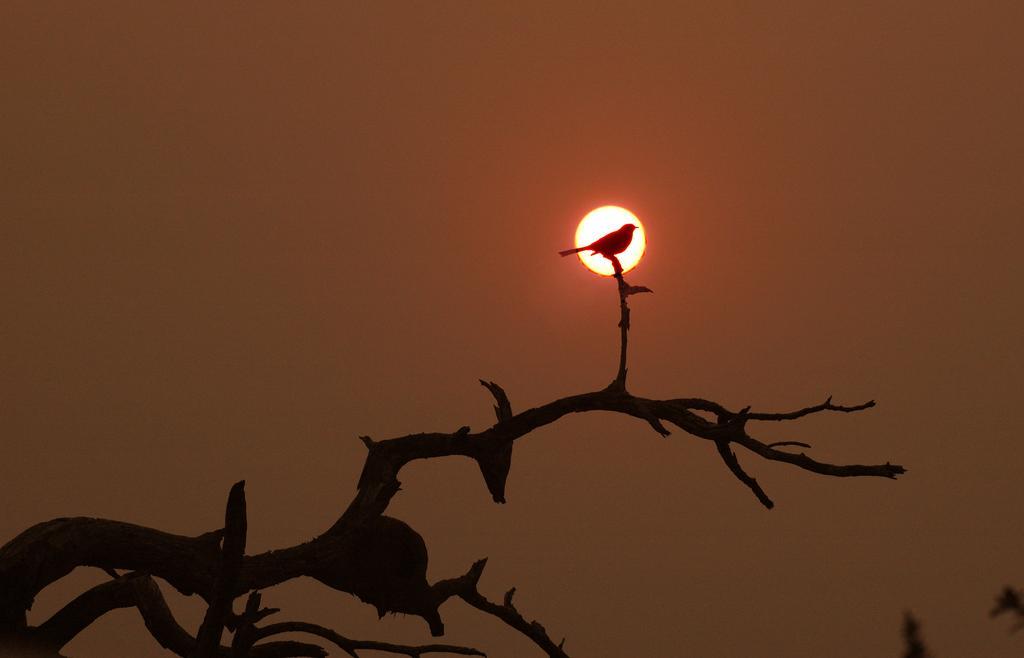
<box><xmin>574</xmin><ymin>206</ymin><xmax>647</xmax><ymax>276</ymax></box>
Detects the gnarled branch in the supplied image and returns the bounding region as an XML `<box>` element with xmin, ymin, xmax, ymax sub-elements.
<box><xmin>0</xmin><ymin>382</ymin><xmax>903</xmax><ymax>655</ymax></box>
<box><xmin>32</xmin><ymin>572</ymin><xmax>324</xmax><ymax>658</ymax></box>
<box><xmin>715</xmin><ymin>440</ymin><xmax>775</xmax><ymax>509</ymax></box>
<box><xmin>340</xmin><ymin>386</ymin><xmax>901</xmax><ymax>523</ymax></box>
<box><xmin>196</xmin><ymin>480</ymin><xmax>248</xmax><ymax>657</ymax></box>
<box><xmin>454</xmin><ymin>560</ymin><xmax>569</xmax><ymax>658</ymax></box>
<box><xmin>224</xmin><ymin>590</ymin><xmax>485</xmax><ymax>658</ymax></box>
<box><xmin>0</xmin><ymin>238</ymin><xmax>906</xmax><ymax>657</ymax></box>
<box><xmin>253</xmin><ymin>621</ymin><xmax>485</xmax><ymax>657</ymax></box>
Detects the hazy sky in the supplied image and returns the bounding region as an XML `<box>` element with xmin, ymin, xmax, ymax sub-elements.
<box><xmin>2</xmin><ymin>2</ymin><xmax>1022</xmax><ymax>656</ymax></box>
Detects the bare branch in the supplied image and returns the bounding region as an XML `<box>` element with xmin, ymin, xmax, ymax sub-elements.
<box><xmin>622</xmin><ymin>284</ymin><xmax>653</xmax><ymax>296</ymax></box>
<box><xmin>479</xmin><ymin>380</ymin><xmax>512</xmax><ymax>422</ymax></box>
<box><xmin>34</xmin><ymin>573</ymin><xmax>324</xmax><ymax>658</ymax></box>
<box><xmin>35</xmin><ymin>573</ymin><xmax>143</xmax><ymax>650</ymax></box>
<box><xmin>334</xmin><ymin>387</ymin><xmax>901</xmax><ymax>513</ymax></box>
<box><xmin>196</xmin><ymin>480</ymin><xmax>248</xmax><ymax>657</ymax></box>
<box><xmin>766</xmin><ymin>441</ymin><xmax>812</xmax><ymax>449</ymax></box>
<box><xmin>715</xmin><ymin>441</ymin><xmax>774</xmax><ymax>509</ymax></box>
<box><xmin>0</xmin><ymin>383</ymin><xmax>903</xmax><ymax>647</ymax></box>
<box><xmin>231</xmin><ymin>591</ymin><xmax>278</xmax><ymax>656</ymax></box>
<box><xmin>129</xmin><ymin>575</ymin><xmax>325</xmax><ymax>658</ymax></box>
<box><xmin>228</xmin><ymin>591</ymin><xmax>280</xmax><ymax>632</ymax></box>
<box><xmin>668</xmin><ymin>396</ymin><xmax>875</xmax><ymax>425</ymax></box>
<box><xmin>254</xmin><ymin>621</ymin><xmax>485</xmax><ymax>657</ymax></box>
<box><xmin>605</xmin><ymin>255</ymin><xmax>651</xmax><ymax>392</ymax></box>
<box><xmin>741</xmin><ymin>396</ymin><xmax>876</xmax><ymax>422</ymax></box>
<box><xmin>631</xmin><ymin>397</ymin><xmax>671</xmax><ymax>437</ymax></box>
<box><xmin>0</xmin><ymin>233</ymin><xmax>903</xmax><ymax>658</ymax></box>
<box><xmin>454</xmin><ymin>560</ymin><xmax>569</xmax><ymax>658</ymax></box>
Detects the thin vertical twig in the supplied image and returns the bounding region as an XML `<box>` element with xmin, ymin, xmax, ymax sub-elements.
<box><xmin>606</xmin><ymin>256</ymin><xmax>651</xmax><ymax>392</ymax></box>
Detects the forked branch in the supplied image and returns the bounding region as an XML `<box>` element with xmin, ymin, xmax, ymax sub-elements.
<box><xmin>0</xmin><ymin>259</ymin><xmax>904</xmax><ymax>657</ymax></box>
<box><xmin>454</xmin><ymin>560</ymin><xmax>569</xmax><ymax>658</ymax></box>
<box><xmin>32</xmin><ymin>572</ymin><xmax>325</xmax><ymax>657</ymax></box>
<box><xmin>0</xmin><ymin>382</ymin><xmax>903</xmax><ymax>657</ymax></box>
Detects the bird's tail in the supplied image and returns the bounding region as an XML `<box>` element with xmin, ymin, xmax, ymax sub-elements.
<box><xmin>558</xmin><ymin>247</ymin><xmax>584</xmax><ymax>256</ymax></box>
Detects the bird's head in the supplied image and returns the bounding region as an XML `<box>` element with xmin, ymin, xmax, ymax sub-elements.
<box><xmin>622</xmin><ymin>224</ymin><xmax>638</xmax><ymax>233</ymax></box>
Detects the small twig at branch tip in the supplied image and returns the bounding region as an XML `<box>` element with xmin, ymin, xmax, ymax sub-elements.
<box><xmin>624</xmin><ymin>284</ymin><xmax>653</xmax><ymax>296</ymax></box>
<box><xmin>646</xmin><ymin>417</ymin><xmax>671</xmax><ymax>437</ymax></box>
<box><xmin>504</xmin><ymin>587</ymin><xmax>516</xmax><ymax>608</ymax></box>
<box><xmin>468</xmin><ymin>557</ymin><xmax>488</xmax><ymax>585</ymax></box>
<box><xmin>479</xmin><ymin>379</ymin><xmax>513</xmax><ymax>422</ymax></box>
<box><xmin>359</xmin><ymin>435</ymin><xmax>375</xmax><ymax>449</ymax></box>
<box><xmin>716</xmin><ymin>440</ymin><xmax>775</xmax><ymax>509</ymax></box>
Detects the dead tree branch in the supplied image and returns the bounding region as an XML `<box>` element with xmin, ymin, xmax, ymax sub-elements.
<box><xmin>741</xmin><ymin>395</ymin><xmax>876</xmax><ymax>421</ymax></box>
<box><xmin>715</xmin><ymin>440</ymin><xmax>775</xmax><ymax>508</ymax></box>
<box><xmin>479</xmin><ymin>380</ymin><xmax>512</xmax><ymax>422</ymax></box>
<box><xmin>252</xmin><ymin>621</ymin><xmax>485</xmax><ymax>657</ymax></box>
<box><xmin>0</xmin><ymin>381</ymin><xmax>902</xmax><ymax>656</ymax></box>
<box><xmin>453</xmin><ymin>560</ymin><xmax>569</xmax><ymax>658</ymax></box>
<box><xmin>31</xmin><ymin>572</ymin><xmax>324</xmax><ymax>658</ymax></box>
<box><xmin>230</xmin><ymin>591</ymin><xmax>278</xmax><ymax>656</ymax></box>
<box><xmin>195</xmin><ymin>480</ymin><xmax>248</xmax><ymax>657</ymax></box>
<box><xmin>0</xmin><ymin>262</ymin><xmax>903</xmax><ymax>656</ymax></box>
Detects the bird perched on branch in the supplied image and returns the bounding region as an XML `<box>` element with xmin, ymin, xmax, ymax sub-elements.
<box><xmin>559</xmin><ymin>223</ymin><xmax>637</xmax><ymax>259</ymax></box>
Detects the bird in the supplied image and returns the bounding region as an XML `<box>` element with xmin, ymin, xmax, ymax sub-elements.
<box><xmin>559</xmin><ymin>223</ymin><xmax>638</xmax><ymax>259</ymax></box>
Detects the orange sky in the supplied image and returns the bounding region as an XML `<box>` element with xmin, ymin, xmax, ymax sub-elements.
<box><xmin>2</xmin><ymin>2</ymin><xmax>1022</xmax><ymax>656</ymax></box>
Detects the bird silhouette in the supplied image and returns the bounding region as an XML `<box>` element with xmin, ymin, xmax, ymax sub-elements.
<box><xmin>559</xmin><ymin>223</ymin><xmax>638</xmax><ymax>259</ymax></box>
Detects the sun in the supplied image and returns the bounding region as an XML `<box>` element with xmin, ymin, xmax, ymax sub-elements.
<box><xmin>574</xmin><ymin>206</ymin><xmax>647</xmax><ymax>276</ymax></box>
